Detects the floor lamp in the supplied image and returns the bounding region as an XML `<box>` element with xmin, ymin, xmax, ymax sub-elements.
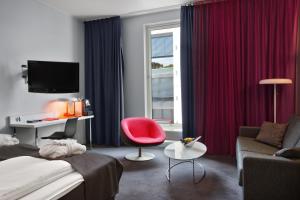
<box><xmin>259</xmin><ymin>78</ymin><xmax>292</xmax><ymax>123</ymax></box>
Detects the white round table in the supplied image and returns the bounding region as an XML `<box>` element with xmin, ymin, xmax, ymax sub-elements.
<box><xmin>164</xmin><ymin>141</ymin><xmax>207</xmax><ymax>184</ymax></box>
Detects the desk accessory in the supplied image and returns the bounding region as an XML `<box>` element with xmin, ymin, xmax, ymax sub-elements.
<box><xmin>82</xmin><ymin>99</ymin><xmax>93</xmax><ymax>116</ymax></box>
<box><xmin>26</xmin><ymin>120</ymin><xmax>42</xmax><ymax>123</ymax></box>
<box><xmin>43</xmin><ymin>118</ymin><xmax>59</xmax><ymax>121</ymax></box>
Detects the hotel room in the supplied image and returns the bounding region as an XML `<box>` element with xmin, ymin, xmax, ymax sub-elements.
<box><xmin>0</xmin><ymin>0</ymin><xmax>299</xmax><ymax>200</ymax></box>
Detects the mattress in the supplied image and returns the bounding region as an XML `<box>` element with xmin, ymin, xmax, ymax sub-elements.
<box><xmin>0</xmin><ymin>156</ymin><xmax>77</xmax><ymax>200</ymax></box>
<box><xmin>20</xmin><ymin>172</ymin><xmax>83</xmax><ymax>200</ymax></box>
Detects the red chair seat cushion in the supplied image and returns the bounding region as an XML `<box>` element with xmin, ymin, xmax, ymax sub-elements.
<box><xmin>130</xmin><ymin>136</ymin><xmax>165</xmax><ymax>145</ymax></box>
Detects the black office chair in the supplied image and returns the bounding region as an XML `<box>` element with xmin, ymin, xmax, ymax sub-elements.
<box><xmin>42</xmin><ymin>118</ymin><xmax>78</xmax><ymax>140</ymax></box>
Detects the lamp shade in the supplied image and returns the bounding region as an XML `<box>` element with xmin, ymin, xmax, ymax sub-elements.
<box><xmin>259</xmin><ymin>78</ymin><xmax>292</xmax><ymax>85</ymax></box>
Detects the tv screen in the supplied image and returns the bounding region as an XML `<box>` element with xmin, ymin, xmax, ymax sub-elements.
<box><xmin>28</xmin><ymin>60</ymin><xmax>79</xmax><ymax>93</ymax></box>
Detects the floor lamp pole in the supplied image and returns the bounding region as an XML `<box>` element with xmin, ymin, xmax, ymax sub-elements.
<box><xmin>259</xmin><ymin>78</ymin><xmax>292</xmax><ymax>124</ymax></box>
<box><xmin>273</xmin><ymin>84</ymin><xmax>277</xmax><ymax>123</ymax></box>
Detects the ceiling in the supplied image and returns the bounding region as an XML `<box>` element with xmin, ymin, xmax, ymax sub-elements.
<box><xmin>37</xmin><ymin>0</ymin><xmax>188</xmax><ymax>20</ymax></box>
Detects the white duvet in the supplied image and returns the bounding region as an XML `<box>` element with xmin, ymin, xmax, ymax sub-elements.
<box><xmin>0</xmin><ymin>156</ymin><xmax>74</xmax><ymax>200</ymax></box>
<box><xmin>20</xmin><ymin>172</ymin><xmax>83</xmax><ymax>200</ymax></box>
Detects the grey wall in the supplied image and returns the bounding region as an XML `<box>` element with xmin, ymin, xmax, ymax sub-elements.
<box><xmin>122</xmin><ymin>10</ymin><xmax>180</xmax><ymax>118</ymax></box>
<box><xmin>0</xmin><ymin>0</ymin><xmax>85</xmax><ymax>145</ymax></box>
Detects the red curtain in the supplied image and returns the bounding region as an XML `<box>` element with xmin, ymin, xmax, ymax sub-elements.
<box><xmin>193</xmin><ymin>0</ymin><xmax>300</xmax><ymax>155</ymax></box>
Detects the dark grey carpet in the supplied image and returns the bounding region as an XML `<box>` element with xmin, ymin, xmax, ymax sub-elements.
<box><xmin>92</xmin><ymin>146</ymin><xmax>242</xmax><ymax>200</ymax></box>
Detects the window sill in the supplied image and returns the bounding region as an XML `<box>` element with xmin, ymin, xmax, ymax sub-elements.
<box><xmin>160</xmin><ymin>124</ymin><xmax>182</xmax><ymax>132</ymax></box>
<box><xmin>160</xmin><ymin>124</ymin><xmax>182</xmax><ymax>140</ymax></box>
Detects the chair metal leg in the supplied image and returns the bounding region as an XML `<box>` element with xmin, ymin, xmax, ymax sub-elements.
<box><xmin>89</xmin><ymin>118</ymin><xmax>92</xmax><ymax>149</ymax></box>
<box><xmin>138</xmin><ymin>147</ymin><xmax>142</xmax><ymax>157</ymax></box>
<box><xmin>125</xmin><ymin>147</ymin><xmax>155</xmax><ymax>161</ymax></box>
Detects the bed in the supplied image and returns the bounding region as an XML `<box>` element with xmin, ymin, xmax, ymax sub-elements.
<box><xmin>0</xmin><ymin>144</ymin><xmax>123</xmax><ymax>200</ymax></box>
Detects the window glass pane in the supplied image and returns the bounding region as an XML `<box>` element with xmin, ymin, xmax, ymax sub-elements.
<box><xmin>151</xmin><ymin>33</ymin><xmax>174</xmax><ymax>124</ymax></box>
<box><xmin>149</xmin><ymin>27</ymin><xmax>181</xmax><ymax>127</ymax></box>
<box><xmin>151</xmin><ymin>35</ymin><xmax>173</xmax><ymax>58</ymax></box>
<box><xmin>152</xmin><ymin>62</ymin><xmax>174</xmax><ymax>123</ymax></box>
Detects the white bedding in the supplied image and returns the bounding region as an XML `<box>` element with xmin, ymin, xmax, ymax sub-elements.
<box><xmin>39</xmin><ymin>139</ymin><xmax>86</xmax><ymax>159</ymax></box>
<box><xmin>0</xmin><ymin>134</ymin><xmax>19</xmax><ymax>146</ymax></box>
<box><xmin>20</xmin><ymin>172</ymin><xmax>83</xmax><ymax>200</ymax></box>
<box><xmin>0</xmin><ymin>156</ymin><xmax>75</xmax><ymax>200</ymax></box>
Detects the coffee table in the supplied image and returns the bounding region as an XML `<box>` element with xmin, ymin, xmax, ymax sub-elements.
<box><xmin>164</xmin><ymin>141</ymin><xmax>207</xmax><ymax>184</ymax></box>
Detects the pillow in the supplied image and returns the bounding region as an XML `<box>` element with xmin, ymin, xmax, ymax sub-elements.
<box><xmin>274</xmin><ymin>147</ymin><xmax>300</xmax><ymax>159</ymax></box>
<box><xmin>256</xmin><ymin>121</ymin><xmax>287</xmax><ymax>148</ymax></box>
<box><xmin>282</xmin><ymin>115</ymin><xmax>300</xmax><ymax>148</ymax></box>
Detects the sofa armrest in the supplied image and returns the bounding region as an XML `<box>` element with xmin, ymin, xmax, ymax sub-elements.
<box><xmin>239</xmin><ymin>126</ymin><xmax>260</xmax><ymax>138</ymax></box>
<box><xmin>243</xmin><ymin>156</ymin><xmax>300</xmax><ymax>200</ymax></box>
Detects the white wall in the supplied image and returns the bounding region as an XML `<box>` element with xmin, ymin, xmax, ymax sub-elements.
<box><xmin>0</xmin><ymin>0</ymin><xmax>85</xmax><ymax>145</ymax></box>
<box><xmin>122</xmin><ymin>9</ymin><xmax>180</xmax><ymax>118</ymax></box>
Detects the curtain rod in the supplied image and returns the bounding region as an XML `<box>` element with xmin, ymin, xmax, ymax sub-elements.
<box><xmin>84</xmin><ymin>0</ymin><xmax>226</xmax><ymax>22</ymax></box>
<box><xmin>183</xmin><ymin>0</ymin><xmax>226</xmax><ymax>6</ymax></box>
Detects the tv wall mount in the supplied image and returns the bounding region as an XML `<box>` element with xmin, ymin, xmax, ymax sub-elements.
<box><xmin>22</xmin><ymin>64</ymin><xmax>28</xmax><ymax>83</ymax></box>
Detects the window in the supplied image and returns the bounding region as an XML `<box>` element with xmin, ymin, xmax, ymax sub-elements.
<box><xmin>145</xmin><ymin>21</ymin><xmax>182</xmax><ymax>137</ymax></box>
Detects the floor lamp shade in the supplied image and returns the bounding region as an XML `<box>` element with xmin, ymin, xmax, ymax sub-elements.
<box><xmin>259</xmin><ymin>78</ymin><xmax>292</xmax><ymax>123</ymax></box>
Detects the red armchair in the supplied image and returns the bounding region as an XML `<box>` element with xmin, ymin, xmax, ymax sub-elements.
<box><xmin>121</xmin><ymin>117</ymin><xmax>166</xmax><ymax>161</ymax></box>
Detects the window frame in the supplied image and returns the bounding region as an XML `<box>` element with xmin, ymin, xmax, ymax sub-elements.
<box><xmin>143</xmin><ymin>20</ymin><xmax>181</xmax><ymax>132</ymax></box>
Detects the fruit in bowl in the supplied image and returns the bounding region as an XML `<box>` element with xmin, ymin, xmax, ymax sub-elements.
<box><xmin>181</xmin><ymin>137</ymin><xmax>194</xmax><ymax>145</ymax></box>
<box><xmin>180</xmin><ymin>136</ymin><xmax>202</xmax><ymax>147</ymax></box>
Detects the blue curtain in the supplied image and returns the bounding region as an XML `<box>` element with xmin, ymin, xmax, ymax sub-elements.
<box><xmin>180</xmin><ymin>6</ymin><xmax>195</xmax><ymax>138</ymax></box>
<box><xmin>85</xmin><ymin>16</ymin><xmax>123</xmax><ymax>146</ymax></box>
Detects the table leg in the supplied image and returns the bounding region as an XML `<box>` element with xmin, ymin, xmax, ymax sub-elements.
<box><xmin>168</xmin><ymin>158</ymin><xmax>171</xmax><ymax>182</ymax></box>
<box><xmin>193</xmin><ymin>159</ymin><xmax>195</xmax><ymax>183</ymax></box>
<box><xmin>165</xmin><ymin>159</ymin><xmax>205</xmax><ymax>184</ymax></box>
<box><xmin>35</xmin><ymin>128</ymin><xmax>38</xmax><ymax>146</ymax></box>
<box><xmin>193</xmin><ymin>161</ymin><xmax>206</xmax><ymax>184</ymax></box>
<box><xmin>89</xmin><ymin>118</ymin><xmax>92</xmax><ymax>149</ymax></box>
<box><xmin>12</xmin><ymin>127</ymin><xmax>16</xmax><ymax>137</ymax></box>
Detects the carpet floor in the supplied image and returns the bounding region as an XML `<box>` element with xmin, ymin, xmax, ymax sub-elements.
<box><xmin>92</xmin><ymin>146</ymin><xmax>242</xmax><ymax>200</ymax></box>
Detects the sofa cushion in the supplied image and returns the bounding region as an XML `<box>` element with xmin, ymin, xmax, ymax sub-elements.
<box><xmin>282</xmin><ymin>116</ymin><xmax>300</xmax><ymax>148</ymax></box>
<box><xmin>237</xmin><ymin>136</ymin><xmax>279</xmax><ymax>155</ymax></box>
<box><xmin>256</xmin><ymin>121</ymin><xmax>287</xmax><ymax>148</ymax></box>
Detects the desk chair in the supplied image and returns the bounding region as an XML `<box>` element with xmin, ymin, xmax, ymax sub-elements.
<box><xmin>41</xmin><ymin>118</ymin><xmax>78</xmax><ymax>140</ymax></box>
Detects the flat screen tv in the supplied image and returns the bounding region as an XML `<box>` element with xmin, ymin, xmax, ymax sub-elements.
<box><xmin>28</xmin><ymin>60</ymin><xmax>79</xmax><ymax>93</ymax></box>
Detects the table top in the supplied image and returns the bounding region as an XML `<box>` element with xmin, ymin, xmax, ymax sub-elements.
<box><xmin>9</xmin><ymin>115</ymin><xmax>94</xmax><ymax>128</ymax></box>
<box><xmin>164</xmin><ymin>141</ymin><xmax>207</xmax><ymax>160</ymax></box>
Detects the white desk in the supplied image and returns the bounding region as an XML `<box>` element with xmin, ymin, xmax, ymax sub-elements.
<box><xmin>9</xmin><ymin>114</ymin><xmax>94</xmax><ymax>147</ymax></box>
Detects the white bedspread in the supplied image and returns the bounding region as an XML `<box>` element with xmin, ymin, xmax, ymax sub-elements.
<box><xmin>20</xmin><ymin>172</ymin><xmax>83</xmax><ymax>200</ymax></box>
<box><xmin>0</xmin><ymin>156</ymin><xmax>74</xmax><ymax>200</ymax></box>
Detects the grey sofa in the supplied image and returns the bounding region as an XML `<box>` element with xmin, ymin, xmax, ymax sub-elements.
<box><xmin>236</xmin><ymin>117</ymin><xmax>300</xmax><ymax>200</ymax></box>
